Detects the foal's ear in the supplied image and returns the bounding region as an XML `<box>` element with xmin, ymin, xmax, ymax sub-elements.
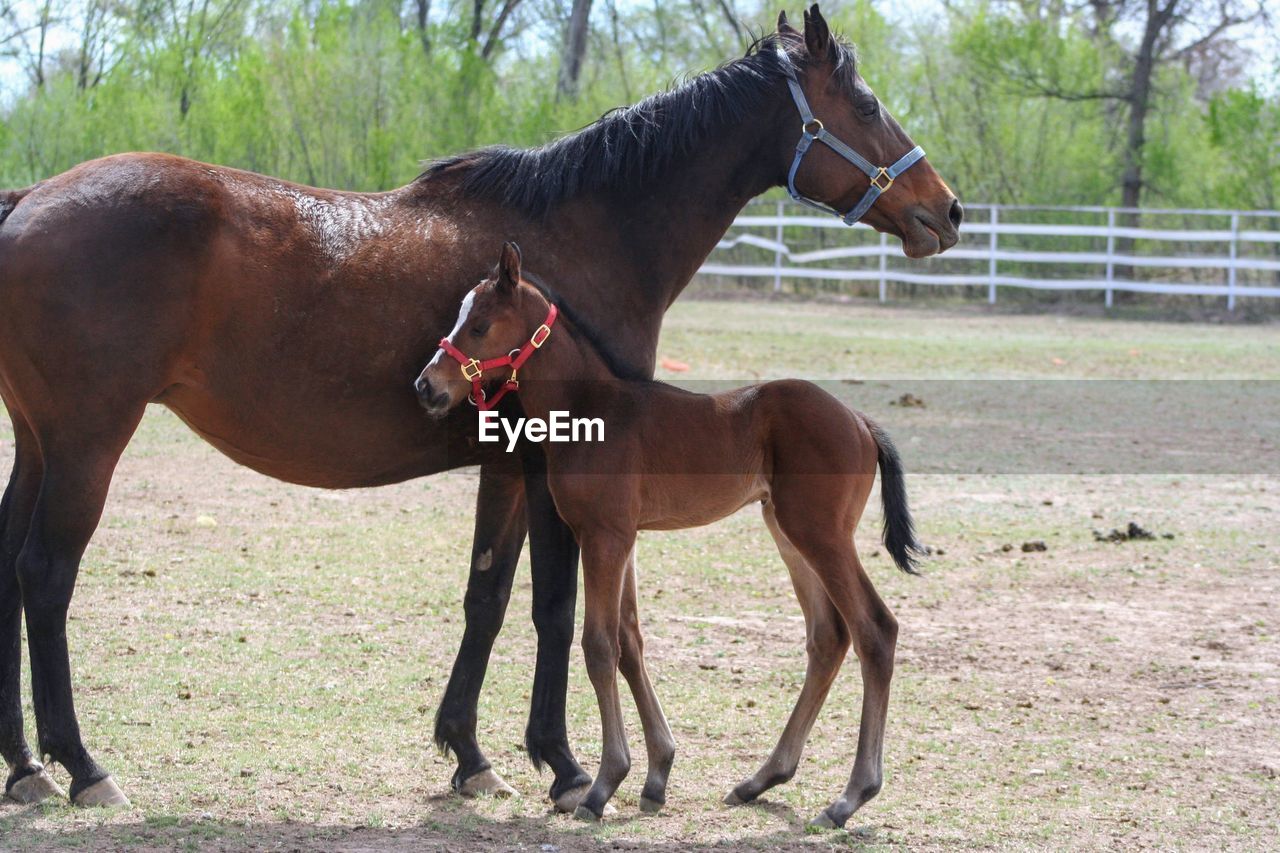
<box><xmin>497</xmin><ymin>241</ymin><xmax>522</xmax><ymax>293</ymax></box>
<box><xmin>803</xmin><ymin>4</ymin><xmax>831</xmax><ymax>61</ymax></box>
<box><xmin>777</xmin><ymin>10</ymin><xmax>796</xmax><ymax>33</ymax></box>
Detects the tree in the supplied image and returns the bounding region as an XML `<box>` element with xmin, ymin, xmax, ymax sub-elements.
<box><xmin>557</xmin><ymin>0</ymin><xmax>592</xmax><ymax>99</ymax></box>
<box><xmin>971</xmin><ymin>0</ymin><xmax>1269</xmax><ymax>209</ymax></box>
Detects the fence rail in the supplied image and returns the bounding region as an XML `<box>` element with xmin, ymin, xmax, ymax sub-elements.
<box><xmin>697</xmin><ymin>201</ymin><xmax>1280</xmax><ymax>309</ymax></box>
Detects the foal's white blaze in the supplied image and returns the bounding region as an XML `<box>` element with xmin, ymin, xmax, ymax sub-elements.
<box><xmin>426</xmin><ymin>289</ymin><xmax>477</xmax><ymax>368</ymax></box>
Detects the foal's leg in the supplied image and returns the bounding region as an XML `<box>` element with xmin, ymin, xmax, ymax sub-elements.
<box><xmin>572</xmin><ymin>531</ymin><xmax>635</xmax><ymax>822</ymax></box>
<box><xmin>725</xmin><ymin>504</ymin><xmax>849</xmax><ymax>807</ymax></box>
<box><xmin>779</xmin><ymin>516</ymin><xmax>898</xmax><ymax>829</ymax></box>
<box><xmin>616</xmin><ymin>547</ymin><xmax>676</xmax><ymax>813</ymax></box>
<box><xmin>519</xmin><ymin>441</ymin><xmax>592</xmax><ymax>810</ymax></box>
<box><xmin>0</xmin><ymin>411</ymin><xmax>64</xmax><ymax>804</ymax></box>
<box><xmin>434</xmin><ymin>461</ymin><xmax>525</xmax><ymax>798</ymax></box>
<box><xmin>17</xmin><ymin>409</ymin><xmax>145</xmax><ymax>806</ymax></box>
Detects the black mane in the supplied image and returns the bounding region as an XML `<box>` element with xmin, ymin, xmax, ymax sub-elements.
<box><xmin>420</xmin><ymin>33</ymin><xmax>858</xmax><ymax>219</ymax></box>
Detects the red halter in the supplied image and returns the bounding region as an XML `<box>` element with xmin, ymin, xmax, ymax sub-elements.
<box><xmin>437</xmin><ymin>304</ymin><xmax>558</xmax><ymax>411</ymax></box>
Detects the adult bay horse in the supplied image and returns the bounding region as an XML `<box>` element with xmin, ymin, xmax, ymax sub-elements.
<box><xmin>0</xmin><ymin>6</ymin><xmax>960</xmax><ymax>809</ymax></box>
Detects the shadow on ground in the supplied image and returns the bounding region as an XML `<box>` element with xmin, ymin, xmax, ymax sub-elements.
<box><xmin>0</xmin><ymin>795</ymin><xmax>881</xmax><ymax>852</ymax></box>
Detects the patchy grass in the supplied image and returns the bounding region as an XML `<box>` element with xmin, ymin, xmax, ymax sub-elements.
<box><xmin>1</xmin><ymin>299</ymin><xmax>1277</xmax><ymax>851</ymax></box>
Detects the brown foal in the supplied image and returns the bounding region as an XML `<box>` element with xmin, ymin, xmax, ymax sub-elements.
<box><xmin>415</xmin><ymin>244</ymin><xmax>923</xmax><ymax>829</ymax></box>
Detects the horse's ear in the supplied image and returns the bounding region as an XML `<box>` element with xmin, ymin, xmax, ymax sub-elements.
<box><xmin>803</xmin><ymin>4</ymin><xmax>831</xmax><ymax>61</ymax></box>
<box><xmin>777</xmin><ymin>10</ymin><xmax>795</xmax><ymax>33</ymax></box>
<box><xmin>497</xmin><ymin>241</ymin><xmax>522</xmax><ymax>292</ymax></box>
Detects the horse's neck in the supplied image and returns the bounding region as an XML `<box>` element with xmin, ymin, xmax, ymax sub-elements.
<box><xmin>539</xmin><ymin>104</ymin><xmax>788</xmax><ymax>373</ymax></box>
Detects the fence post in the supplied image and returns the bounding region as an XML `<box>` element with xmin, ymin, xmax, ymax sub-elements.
<box><xmin>1228</xmin><ymin>212</ymin><xmax>1239</xmax><ymax>311</ymax></box>
<box><xmin>773</xmin><ymin>199</ymin><xmax>784</xmax><ymax>293</ymax></box>
<box><xmin>1105</xmin><ymin>208</ymin><xmax>1115</xmax><ymax>308</ymax></box>
<box><xmin>987</xmin><ymin>207</ymin><xmax>999</xmax><ymax>304</ymax></box>
<box><xmin>879</xmin><ymin>231</ymin><xmax>888</xmax><ymax>302</ymax></box>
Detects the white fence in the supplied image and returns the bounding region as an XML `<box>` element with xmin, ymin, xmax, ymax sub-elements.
<box><xmin>698</xmin><ymin>201</ymin><xmax>1280</xmax><ymax>309</ymax></box>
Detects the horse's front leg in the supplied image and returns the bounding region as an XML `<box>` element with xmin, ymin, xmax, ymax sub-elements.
<box><xmin>434</xmin><ymin>461</ymin><xmax>526</xmax><ymax>798</ymax></box>
<box><xmin>519</xmin><ymin>440</ymin><xmax>592</xmax><ymax>810</ymax></box>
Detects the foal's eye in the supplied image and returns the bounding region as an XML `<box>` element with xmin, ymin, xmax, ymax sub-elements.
<box><xmin>470</xmin><ymin>323</ymin><xmax>489</xmax><ymax>338</ymax></box>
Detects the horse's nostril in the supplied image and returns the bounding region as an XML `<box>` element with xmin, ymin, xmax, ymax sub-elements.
<box><xmin>430</xmin><ymin>390</ymin><xmax>450</xmax><ymax>410</ymax></box>
<box><xmin>949</xmin><ymin>198</ymin><xmax>964</xmax><ymax>228</ymax></box>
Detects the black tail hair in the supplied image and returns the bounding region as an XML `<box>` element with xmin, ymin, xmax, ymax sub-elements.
<box><xmin>868</xmin><ymin>421</ymin><xmax>924</xmax><ymax>574</ymax></box>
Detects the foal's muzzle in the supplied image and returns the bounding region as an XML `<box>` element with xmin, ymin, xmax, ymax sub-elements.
<box><xmin>414</xmin><ymin>375</ymin><xmax>452</xmax><ymax>417</ymax></box>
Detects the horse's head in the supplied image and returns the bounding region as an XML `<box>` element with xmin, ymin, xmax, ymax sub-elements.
<box><xmin>773</xmin><ymin>5</ymin><xmax>960</xmax><ymax>257</ymax></box>
<box><xmin>415</xmin><ymin>242</ymin><xmax>542</xmax><ymax>417</ymax></box>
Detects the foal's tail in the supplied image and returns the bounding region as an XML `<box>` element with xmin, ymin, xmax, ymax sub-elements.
<box><xmin>868</xmin><ymin>420</ymin><xmax>924</xmax><ymax>575</ymax></box>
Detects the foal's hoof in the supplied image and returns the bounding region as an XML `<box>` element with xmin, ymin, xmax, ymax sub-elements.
<box><xmin>457</xmin><ymin>768</ymin><xmax>516</xmax><ymax>799</ymax></box>
<box><xmin>573</xmin><ymin>804</ymin><xmax>601</xmax><ymax>822</ymax></box>
<box><xmin>5</xmin><ymin>766</ymin><xmax>66</xmax><ymax>805</ymax></box>
<box><xmin>71</xmin><ymin>776</ymin><xmax>130</xmax><ymax>808</ymax></box>
<box><xmin>723</xmin><ymin>789</ymin><xmax>747</xmax><ymax>806</ymax></box>
<box><xmin>808</xmin><ymin>809</ymin><xmax>840</xmax><ymax>830</ymax></box>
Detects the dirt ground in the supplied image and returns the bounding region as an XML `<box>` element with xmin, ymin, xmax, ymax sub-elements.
<box><xmin>1</xmin><ymin>301</ymin><xmax>1276</xmax><ymax>851</ymax></box>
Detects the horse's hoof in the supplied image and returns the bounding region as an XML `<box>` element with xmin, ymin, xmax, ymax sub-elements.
<box><xmin>808</xmin><ymin>809</ymin><xmax>839</xmax><ymax>830</ymax></box>
<box><xmin>553</xmin><ymin>782</ymin><xmax>589</xmax><ymax>813</ymax></box>
<box><xmin>457</xmin><ymin>767</ymin><xmax>516</xmax><ymax>799</ymax></box>
<box><xmin>5</xmin><ymin>767</ymin><xmax>66</xmax><ymax>805</ymax></box>
<box><xmin>723</xmin><ymin>789</ymin><xmax>746</xmax><ymax>806</ymax></box>
<box><xmin>638</xmin><ymin>795</ymin><xmax>664</xmax><ymax>814</ymax></box>
<box><xmin>71</xmin><ymin>776</ymin><xmax>130</xmax><ymax>808</ymax></box>
<box><xmin>573</xmin><ymin>804</ymin><xmax>601</xmax><ymax>822</ymax></box>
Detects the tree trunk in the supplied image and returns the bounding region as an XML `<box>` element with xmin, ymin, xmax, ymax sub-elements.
<box><xmin>557</xmin><ymin>0</ymin><xmax>593</xmax><ymax>100</ymax></box>
<box><xmin>416</xmin><ymin>0</ymin><xmax>431</xmax><ymax>56</ymax></box>
<box><xmin>470</xmin><ymin>0</ymin><xmax>485</xmax><ymax>44</ymax></box>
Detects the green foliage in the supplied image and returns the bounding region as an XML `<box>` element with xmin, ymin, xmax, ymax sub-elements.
<box><xmin>0</xmin><ymin>0</ymin><xmax>1275</xmax><ymax>211</ymax></box>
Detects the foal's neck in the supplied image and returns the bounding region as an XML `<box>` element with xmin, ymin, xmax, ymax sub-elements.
<box><xmin>511</xmin><ymin>298</ymin><xmax>623</xmax><ymax>423</ymax></box>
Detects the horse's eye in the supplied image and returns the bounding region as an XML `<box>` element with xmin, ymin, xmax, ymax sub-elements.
<box><xmin>470</xmin><ymin>323</ymin><xmax>489</xmax><ymax>338</ymax></box>
<box><xmin>858</xmin><ymin>99</ymin><xmax>879</xmax><ymax>119</ymax></box>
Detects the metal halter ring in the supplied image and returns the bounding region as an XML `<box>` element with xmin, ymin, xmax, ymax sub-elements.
<box><xmin>803</xmin><ymin>118</ymin><xmax>824</xmax><ymax>136</ymax></box>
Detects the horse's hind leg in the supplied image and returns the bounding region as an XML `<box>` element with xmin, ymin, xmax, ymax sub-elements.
<box><xmin>725</xmin><ymin>503</ymin><xmax>849</xmax><ymax>807</ymax></box>
<box><xmin>0</xmin><ymin>409</ymin><xmax>64</xmax><ymax>804</ymax></box>
<box><xmin>616</xmin><ymin>547</ymin><xmax>675</xmax><ymax>813</ymax></box>
<box><xmin>776</xmin><ymin>506</ymin><xmax>898</xmax><ymax>830</ymax></box>
<box><xmin>17</xmin><ymin>405</ymin><xmax>145</xmax><ymax>807</ymax></box>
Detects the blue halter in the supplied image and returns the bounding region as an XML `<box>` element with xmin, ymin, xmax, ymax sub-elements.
<box><xmin>777</xmin><ymin>46</ymin><xmax>926</xmax><ymax>225</ymax></box>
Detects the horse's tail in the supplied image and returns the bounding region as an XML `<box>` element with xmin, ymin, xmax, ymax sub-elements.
<box><xmin>0</xmin><ymin>187</ymin><xmax>32</xmax><ymax>227</ymax></box>
<box><xmin>868</xmin><ymin>420</ymin><xmax>924</xmax><ymax>575</ymax></box>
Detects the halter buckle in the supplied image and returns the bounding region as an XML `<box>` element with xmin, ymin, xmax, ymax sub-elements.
<box><xmin>802</xmin><ymin>118</ymin><xmax>824</xmax><ymax>136</ymax></box>
<box><xmin>869</xmin><ymin>167</ymin><xmax>894</xmax><ymax>193</ymax></box>
<box><xmin>460</xmin><ymin>359</ymin><xmax>483</xmax><ymax>381</ymax></box>
<box><xmin>530</xmin><ymin>324</ymin><xmax>552</xmax><ymax>348</ymax></box>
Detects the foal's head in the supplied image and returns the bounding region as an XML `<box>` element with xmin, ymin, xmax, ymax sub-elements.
<box><xmin>414</xmin><ymin>242</ymin><xmax>544</xmax><ymax>417</ymax></box>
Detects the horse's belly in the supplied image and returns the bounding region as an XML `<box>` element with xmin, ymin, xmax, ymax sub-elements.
<box><xmin>159</xmin><ymin>385</ymin><xmax>481</xmax><ymax>489</ymax></box>
<box><xmin>637</xmin><ymin>473</ymin><xmax>767</xmax><ymax>530</ymax></box>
